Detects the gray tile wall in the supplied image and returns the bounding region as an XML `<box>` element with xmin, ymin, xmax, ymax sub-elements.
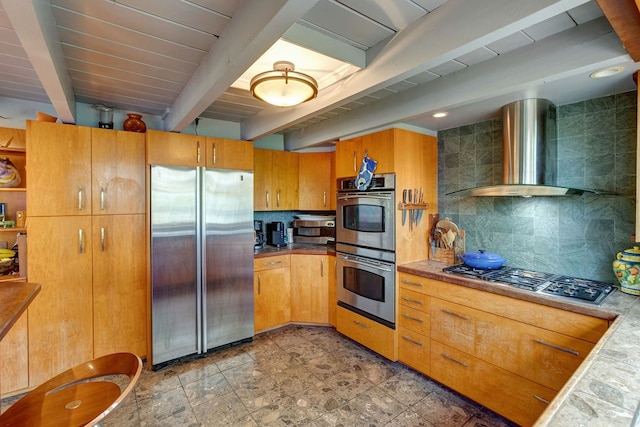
<box><xmin>438</xmin><ymin>91</ymin><xmax>637</xmax><ymax>283</ymax></box>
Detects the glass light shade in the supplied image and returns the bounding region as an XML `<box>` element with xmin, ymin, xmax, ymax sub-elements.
<box><xmin>250</xmin><ymin>62</ymin><xmax>318</xmax><ymax>107</ymax></box>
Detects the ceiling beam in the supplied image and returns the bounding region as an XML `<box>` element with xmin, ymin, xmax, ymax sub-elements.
<box><xmin>2</xmin><ymin>0</ymin><xmax>76</xmax><ymax>123</ymax></box>
<box><xmin>596</xmin><ymin>0</ymin><xmax>640</xmax><ymax>61</ymax></box>
<box><xmin>283</xmin><ymin>17</ymin><xmax>627</xmax><ymax>150</ymax></box>
<box><xmin>164</xmin><ymin>0</ymin><xmax>319</xmax><ymax>132</ymax></box>
<box><xmin>240</xmin><ymin>0</ymin><xmax>591</xmax><ymax>141</ymax></box>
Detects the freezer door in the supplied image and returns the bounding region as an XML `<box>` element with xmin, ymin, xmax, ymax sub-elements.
<box><xmin>150</xmin><ymin>165</ymin><xmax>200</xmax><ymax>365</ymax></box>
<box><xmin>203</xmin><ymin>169</ymin><xmax>254</xmax><ymax>350</ymax></box>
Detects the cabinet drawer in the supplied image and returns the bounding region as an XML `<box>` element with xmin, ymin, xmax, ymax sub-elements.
<box><xmin>399</xmin><ymin>287</ymin><xmax>430</xmax><ymax>312</ymax></box>
<box><xmin>431</xmin><ymin>297</ymin><xmax>595</xmax><ymax>391</ymax></box>
<box><xmin>336</xmin><ymin>306</ymin><xmax>396</xmax><ymax>361</ymax></box>
<box><xmin>398</xmin><ymin>327</ymin><xmax>430</xmax><ymax>375</ymax></box>
<box><xmin>398</xmin><ymin>272</ymin><xmax>430</xmax><ymax>295</ymax></box>
<box><xmin>398</xmin><ymin>304</ymin><xmax>430</xmax><ymax>336</ymax></box>
<box><xmin>431</xmin><ymin>340</ymin><xmax>555</xmax><ymax>427</ymax></box>
<box><xmin>254</xmin><ymin>254</ymin><xmax>290</xmax><ymax>271</ymax></box>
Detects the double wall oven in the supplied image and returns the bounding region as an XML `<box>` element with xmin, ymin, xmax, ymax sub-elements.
<box><xmin>336</xmin><ymin>174</ymin><xmax>396</xmax><ymax>328</ymax></box>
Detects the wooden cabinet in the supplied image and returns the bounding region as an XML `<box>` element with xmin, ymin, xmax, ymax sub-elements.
<box><xmin>25</xmin><ymin>123</ymin><xmax>147</xmax><ymax>390</ymax></box>
<box><xmin>336</xmin><ymin>306</ymin><xmax>396</xmax><ymax>360</ymax></box>
<box><xmin>290</xmin><ymin>254</ymin><xmax>329</xmax><ymax>324</ymax></box>
<box><xmin>397</xmin><ymin>273</ymin><xmax>431</xmax><ymax>375</ymax></box>
<box><xmin>254</xmin><ymin>148</ymin><xmax>298</xmax><ymax>211</ymax></box>
<box><xmin>205</xmin><ymin>137</ymin><xmax>253</xmax><ymax>170</ymax></box>
<box><xmin>298</xmin><ymin>152</ymin><xmax>333</xmax><ymax>210</ymax></box>
<box><xmin>431</xmin><ymin>340</ymin><xmax>555</xmax><ymax>427</ymax></box>
<box><xmin>27</xmin><ymin>121</ymin><xmax>92</xmax><ymax>217</ymax></box>
<box><xmin>146</xmin><ymin>130</ymin><xmax>203</xmax><ymax>166</ymax></box>
<box><xmin>27</xmin><ymin>215</ymin><xmax>94</xmax><ymax>386</ymax></box>
<box><xmin>91</xmin><ymin>128</ymin><xmax>146</xmax><ymax>214</ymax></box>
<box><xmin>0</xmin><ymin>312</ymin><xmax>28</xmax><ymax>394</ymax></box>
<box><xmin>335</xmin><ymin>129</ymin><xmax>395</xmax><ymax>178</ymax></box>
<box><xmin>328</xmin><ymin>254</ymin><xmax>336</xmax><ymax>327</ymax></box>
<box><xmin>92</xmin><ymin>214</ymin><xmax>146</xmax><ymax>357</ymax></box>
<box><xmin>254</xmin><ymin>255</ymin><xmax>291</xmax><ymax>332</ymax></box>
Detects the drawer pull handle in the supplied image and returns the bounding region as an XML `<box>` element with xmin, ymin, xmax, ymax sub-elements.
<box><xmin>401</xmin><ymin>335</ymin><xmax>423</xmax><ymax>346</ymax></box>
<box><xmin>100</xmin><ymin>187</ymin><xmax>105</xmax><ymax>210</ymax></box>
<box><xmin>534</xmin><ymin>339</ymin><xmax>579</xmax><ymax>356</ymax></box>
<box><xmin>401</xmin><ymin>296</ymin><xmax>424</xmax><ymax>305</ymax></box>
<box><xmin>263</xmin><ymin>261</ymin><xmax>282</xmax><ymax>266</ymax></box>
<box><xmin>212</xmin><ymin>142</ymin><xmax>217</xmax><ymax>164</ymax></box>
<box><xmin>257</xmin><ymin>276</ymin><xmax>261</xmax><ymax>294</ymax></box>
<box><xmin>266</xmin><ymin>191</ymin><xmax>270</xmax><ymax>208</ymax></box>
<box><xmin>78</xmin><ymin>187</ymin><xmax>84</xmax><ymax>211</ymax></box>
<box><xmin>442</xmin><ymin>309</ymin><xmax>469</xmax><ymax>320</ymax></box>
<box><xmin>401</xmin><ymin>279</ymin><xmax>424</xmax><ymax>288</ymax></box>
<box><xmin>353</xmin><ymin>320</ymin><xmax>369</xmax><ymax>329</ymax></box>
<box><xmin>442</xmin><ymin>353</ymin><xmax>469</xmax><ymax>367</ymax></box>
<box><xmin>533</xmin><ymin>395</ymin><xmax>550</xmax><ymax>405</ymax></box>
<box><xmin>401</xmin><ymin>313</ymin><xmax>424</xmax><ymax>323</ymax></box>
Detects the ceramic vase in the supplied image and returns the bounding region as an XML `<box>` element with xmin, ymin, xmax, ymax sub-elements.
<box><xmin>612</xmin><ymin>246</ymin><xmax>640</xmax><ymax>295</ymax></box>
<box><xmin>123</xmin><ymin>113</ymin><xmax>146</xmax><ymax>133</ymax></box>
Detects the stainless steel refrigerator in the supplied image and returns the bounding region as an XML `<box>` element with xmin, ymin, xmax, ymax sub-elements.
<box><xmin>150</xmin><ymin>165</ymin><xmax>254</xmax><ymax>366</ymax></box>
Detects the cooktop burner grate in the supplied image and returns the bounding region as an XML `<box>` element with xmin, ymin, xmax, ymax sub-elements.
<box><xmin>442</xmin><ymin>264</ymin><xmax>615</xmax><ymax>305</ymax></box>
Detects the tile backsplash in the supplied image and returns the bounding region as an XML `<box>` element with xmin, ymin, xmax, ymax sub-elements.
<box><xmin>438</xmin><ymin>91</ymin><xmax>637</xmax><ymax>282</ymax></box>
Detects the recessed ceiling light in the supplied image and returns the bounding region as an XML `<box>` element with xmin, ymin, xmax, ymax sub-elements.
<box><xmin>432</xmin><ymin>112</ymin><xmax>448</xmax><ymax>118</ymax></box>
<box><xmin>590</xmin><ymin>66</ymin><xmax>624</xmax><ymax>79</ymax></box>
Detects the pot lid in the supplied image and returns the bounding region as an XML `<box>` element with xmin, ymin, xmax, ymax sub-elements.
<box><xmin>463</xmin><ymin>249</ymin><xmax>505</xmax><ymax>262</ymax></box>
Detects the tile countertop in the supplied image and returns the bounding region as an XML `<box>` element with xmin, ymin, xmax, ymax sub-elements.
<box><xmin>397</xmin><ymin>259</ymin><xmax>640</xmax><ymax>427</ymax></box>
<box><xmin>253</xmin><ymin>243</ymin><xmax>337</xmax><ymax>258</ymax></box>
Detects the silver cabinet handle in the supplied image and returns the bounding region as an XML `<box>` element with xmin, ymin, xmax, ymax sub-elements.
<box><xmin>401</xmin><ymin>313</ymin><xmax>424</xmax><ymax>323</ymax></box>
<box><xmin>78</xmin><ymin>187</ymin><xmax>84</xmax><ymax>211</ymax></box>
<box><xmin>266</xmin><ymin>191</ymin><xmax>270</xmax><ymax>208</ymax></box>
<box><xmin>197</xmin><ymin>140</ymin><xmax>201</xmax><ymax>163</ymax></box>
<box><xmin>212</xmin><ymin>142</ymin><xmax>217</xmax><ymax>164</ymax></box>
<box><xmin>263</xmin><ymin>260</ymin><xmax>282</xmax><ymax>266</ymax></box>
<box><xmin>323</xmin><ymin>191</ymin><xmax>327</xmax><ymax>207</ymax></box>
<box><xmin>321</xmin><ymin>258</ymin><xmax>324</xmax><ymax>277</ymax></box>
<box><xmin>534</xmin><ymin>339</ymin><xmax>579</xmax><ymax>356</ymax></box>
<box><xmin>401</xmin><ymin>278</ymin><xmax>424</xmax><ymax>288</ymax></box>
<box><xmin>353</xmin><ymin>151</ymin><xmax>357</xmax><ymax>172</ymax></box>
<box><xmin>100</xmin><ymin>187</ymin><xmax>105</xmax><ymax>210</ymax></box>
<box><xmin>101</xmin><ymin>227</ymin><xmax>105</xmax><ymax>252</ymax></box>
<box><xmin>401</xmin><ymin>295</ymin><xmax>424</xmax><ymax>305</ymax></box>
<box><xmin>276</xmin><ymin>191</ymin><xmax>280</xmax><ymax>207</ymax></box>
<box><xmin>442</xmin><ymin>353</ymin><xmax>469</xmax><ymax>367</ymax></box>
<box><xmin>401</xmin><ymin>335</ymin><xmax>424</xmax><ymax>346</ymax></box>
<box><xmin>442</xmin><ymin>308</ymin><xmax>469</xmax><ymax>320</ymax></box>
<box><xmin>353</xmin><ymin>320</ymin><xmax>369</xmax><ymax>329</ymax></box>
<box><xmin>257</xmin><ymin>275</ymin><xmax>261</xmax><ymax>295</ymax></box>
<box><xmin>533</xmin><ymin>395</ymin><xmax>550</xmax><ymax>405</ymax></box>
<box><xmin>78</xmin><ymin>229</ymin><xmax>84</xmax><ymax>254</ymax></box>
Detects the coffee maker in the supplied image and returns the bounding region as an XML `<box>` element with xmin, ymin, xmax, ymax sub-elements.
<box><xmin>266</xmin><ymin>221</ymin><xmax>286</xmax><ymax>247</ymax></box>
<box><xmin>254</xmin><ymin>220</ymin><xmax>266</xmax><ymax>249</ymax></box>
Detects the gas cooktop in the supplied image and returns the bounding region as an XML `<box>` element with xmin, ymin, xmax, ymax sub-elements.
<box><xmin>442</xmin><ymin>264</ymin><xmax>615</xmax><ymax>305</ymax></box>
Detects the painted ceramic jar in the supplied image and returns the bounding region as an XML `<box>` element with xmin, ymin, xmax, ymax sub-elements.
<box><xmin>613</xmin><ymin>246</ymin><xmax>640</xmax><ymax>295</ymax></box>
<box><xmin>123</xmin><ymin>113</ymin><xmax>146</xmax><ymax>133</ymax></box>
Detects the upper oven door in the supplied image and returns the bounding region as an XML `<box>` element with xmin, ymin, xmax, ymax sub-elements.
<box><xmin>336</xmin><ymin>191</ymin><xmax>395</xmax><ymax>252</ymax></box>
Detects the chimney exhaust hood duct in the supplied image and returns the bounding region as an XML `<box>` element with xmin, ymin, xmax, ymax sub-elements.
<box><xmin>447</xmin><ymin>99</ymin><xmax>610</xmax><ymax>197</ymax></box>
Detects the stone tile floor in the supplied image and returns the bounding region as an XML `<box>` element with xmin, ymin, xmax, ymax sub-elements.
<box><xmin>1</xmin><ymin>325</ymin><xmax>517</xmax><ymax>426</ymax></box>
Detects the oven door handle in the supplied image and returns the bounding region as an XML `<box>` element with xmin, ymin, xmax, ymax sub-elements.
<box><xmin>337</xmin><ymin>194</ymin><xmax>392</xmax><ymax>201</ymax></box>
<box><xmin>341</xmin><ymin>257</ymin><xmax>393</xmax><ymax>272</ymax></box>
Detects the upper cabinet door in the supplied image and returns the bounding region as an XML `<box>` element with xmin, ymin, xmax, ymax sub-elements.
<box><xmin>299</xmin><ymin>152</ymin><xmax>332</xmax><ymax>211</ymax></box>
<box><xmin>206</xmin><ymin>137</ymin><xmax>254</xmax><ymax>170</ymax></box>
<box><xmin>92</xmin><ymin>128</ymin><xmax>146</xmax><ymax>214</ymax></box>
<box><xmin>27</xmin><ymin>121</ymin><xmax>92</xmax><ymax>217</ymax></box>
<box><xmin>335</xmin><ymin>137</ymin><xmax>361</xmax><ymax>178</ymax></box>
<box><xmin>146</xmin><ymin>130</ymin><xmax>203</xmax><ymax>167</ymax></box>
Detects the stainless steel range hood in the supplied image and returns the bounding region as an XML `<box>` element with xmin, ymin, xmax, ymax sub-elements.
<box><xmin>447</xmin><ymin>99</ymin><xmax>610</xmax><ymax>197</ymax></box>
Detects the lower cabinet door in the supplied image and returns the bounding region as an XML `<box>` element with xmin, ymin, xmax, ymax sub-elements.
<box><xmin>254</xmin><ymin>267</ymin><xmax>291</xmax><ymax>332</ymax></box>
<box><xmin>398</xmin><ymin>327</ymin><xmax>430</xmax><ymax>375</ymax></box>
<box><xmin>0</xmin><ymin>312</ymin><xmax>28</xmax><ymax>394</ymax></box>
<box><xmin>430</xmin><ymin>340</ymin><xmax>555</xmax><ymax>427</ymax></box>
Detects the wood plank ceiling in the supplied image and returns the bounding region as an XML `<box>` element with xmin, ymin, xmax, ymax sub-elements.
<box><xmin>0</xmin><ymin>0</ymin><xmax>638</xmax><ymax>149</ymax></box>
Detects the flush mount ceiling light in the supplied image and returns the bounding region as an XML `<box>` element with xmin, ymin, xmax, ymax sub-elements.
<box><xmin>250</xmin><ymin>61</ymin><xmax>318</xmax><ymax>107</ymax></box>
<box><xmin>432</xmin><ymin>111</ymin><xmax>448</xmax><ymax>118</ymax></box>
<box><xmin>590</xmin><ymin>66</ymin><xmax>624</xmax><ymax>79</ymax></box>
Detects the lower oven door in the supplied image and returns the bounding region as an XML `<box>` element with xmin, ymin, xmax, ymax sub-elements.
<box><xmin>336</xmin><ymin>252</ymin><xmax>395</xmax><ymax>327</ymax></box>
